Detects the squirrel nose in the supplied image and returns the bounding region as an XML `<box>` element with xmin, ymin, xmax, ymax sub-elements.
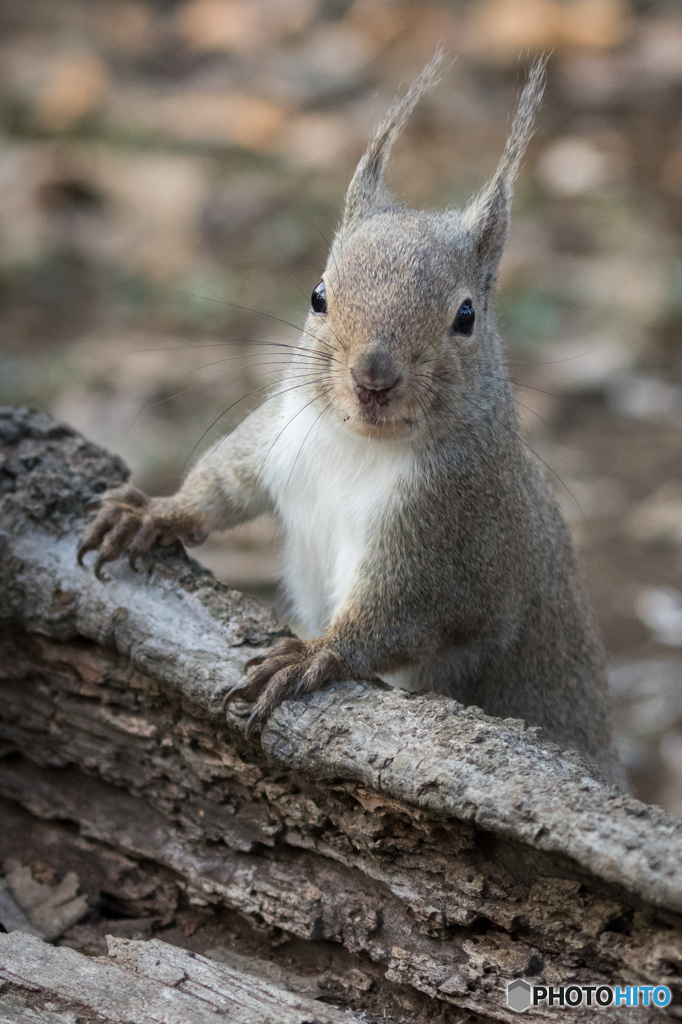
<box><xmin>350</xmin><ymin>348</ymin><xmax>401</xmax><ymax>402</ymax></box>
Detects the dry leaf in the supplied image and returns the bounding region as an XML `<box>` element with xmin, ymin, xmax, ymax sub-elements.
<box><xmin>5</xmin><ymin>864</ymin><xmax>89</xmax><ymax>942</ymax></box>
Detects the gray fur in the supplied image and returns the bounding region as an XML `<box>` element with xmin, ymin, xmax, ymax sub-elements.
<box><xmin>80</xmin><ymin>59</ymin><xmax>623</xmax><ymax>785</ymax></box>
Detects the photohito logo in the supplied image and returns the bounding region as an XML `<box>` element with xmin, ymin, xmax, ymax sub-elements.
<box><xmin>507</xmin><ymin>980</ymin><xmax>672</xmax><ymax>1012</ymax></box>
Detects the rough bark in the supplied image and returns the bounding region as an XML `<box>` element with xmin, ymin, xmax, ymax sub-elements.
<box><xmin>0</xmin><ymin>407</ymin><xmax>681</xmax><ymax>1022</ymax></box>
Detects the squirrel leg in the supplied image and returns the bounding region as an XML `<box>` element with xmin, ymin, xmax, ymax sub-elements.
<box><xmin>223</xmin><ymin>637</ymin><xmax>352</xmax><ymax>738</ymax></box>
<box><xmin>77</xmin><ymin>485</ymin><xmax>210</xmax><ymax>580</ymax></box>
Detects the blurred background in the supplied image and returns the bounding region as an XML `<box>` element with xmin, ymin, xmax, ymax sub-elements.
<box><xmin>0</xmin><ymin>0</ymin><xmax>681</xmax><ymax>809</ymax></box>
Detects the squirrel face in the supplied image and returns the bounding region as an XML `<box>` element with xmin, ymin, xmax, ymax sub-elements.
<box><xmin>295</xmin><ymin>54</ymin><xmax>546</xmax><ymax>446</ymax></box>
<box><xmin>304</xmin><ymin>211</ymin><xmax>487</xmax><ymax>441</ymax></box>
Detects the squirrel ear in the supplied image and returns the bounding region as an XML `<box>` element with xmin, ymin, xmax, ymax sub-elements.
<box><xmin>342</xmin><ymin>51</ymin><xmax>446</xmax><ymax>228</ymax></box>
<box><xmin>462</xmin><ymin>58</ymin><xmax>547</xmax><ymax>284</ymax></box>
<box><xmin>466</xmin><ymin>177</ymin><xmax>510</xmax><ymax>285</ymax></box>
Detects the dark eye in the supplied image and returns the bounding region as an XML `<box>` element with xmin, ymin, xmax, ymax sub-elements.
<box><xmin>311</xmin><ymin>281</ymin><xmax>327</xmax><ymax>314</ymax></box>
<box><xmin>452</xmin><ymin>301</ymin><xmax>475</xmax><ymax>336</ymax></box>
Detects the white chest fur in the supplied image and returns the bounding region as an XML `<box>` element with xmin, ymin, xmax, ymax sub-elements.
<box><xmin>261</xmin><ymin>394</ymin><xmax>415</xmax><ymax>635</ymax></box>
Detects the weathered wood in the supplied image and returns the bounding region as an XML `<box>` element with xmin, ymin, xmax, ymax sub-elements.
<box><xmin>0</xmin><ymin>407</ymin><xmax>681</xmax><ymax>1021</ymax></box>
<box><xmin>0</xmin><ymin>932</ymin><xmax>353</xmax><ymax>1023</ymax></box>
<box><xmin>0</xmin><ymin>1000</ymin><xmax>80</xmax><ymax>1024</ymax></box>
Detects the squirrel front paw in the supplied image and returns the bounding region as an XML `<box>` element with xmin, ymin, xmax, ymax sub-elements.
<box><xmin>223</xmin><ymin>637</ymin><xmax>348</xmax><ymax>738</ymax></box>
<box><xmin>77</xmin><ymin>485</ymin><xmax>209</xmax><ymax>580</ymax></box>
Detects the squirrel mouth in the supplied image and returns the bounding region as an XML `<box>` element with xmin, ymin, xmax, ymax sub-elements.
<box><xmin>353</xmin><ymin>378</ymin><xmax>402</xmax><ymax>424</ymax></box>
<box><xmin>348</xmin><ymin>401</ymin><xmax>413</xmax><ymax>436</ymax></box>
<box><xmin>346</xmin><ymin>354</ymin><xmax>403</xmax><ymax>426</ymax></box>
<box><xmin>360</xmin><ymin>399</ymin><xmax>391</xmax><ymax>421</ymax></box>
<box><xmin>356</xmin><ymin>397</ymin><xmax>397</xmax><ymax>425</ymax></box>
<box><xmin>353</xmin><ymin>377</ymin><xmax>400</xmax><ymax>407</ymax></box>
<box><xmin>334</xmin><ymin>372</ymin><xmax>411</xmax><ymax>435</ymax></box>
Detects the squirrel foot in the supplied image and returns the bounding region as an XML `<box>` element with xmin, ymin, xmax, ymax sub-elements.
<box><xmin>77</xmin><ymin>485</ymin><xmax>209</xmax><ymax>580</ymax></box>
<box><xmin>223</xmin><ymin>637</ymin><xmax>348</xmax><ymax>738</ymax></box>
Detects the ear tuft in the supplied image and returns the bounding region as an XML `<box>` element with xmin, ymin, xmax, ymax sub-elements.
<box><xmin>494</xmin><ymin>56</ymin><xmax>547</xmax><ymax>198</ymax></box>
<box><xmin>464</xmin><ymin>57</ymin><xmax>547</xmax><ymax>281</ymax></box>
<box><xmin>343</xmin><ymin>50</ymin><xmax>447</xmax><ymax>228</ymax></box>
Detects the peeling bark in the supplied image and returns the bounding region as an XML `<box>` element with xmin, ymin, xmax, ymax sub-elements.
<box><xmin>0</xmin><ymin>407</ymin><xmax>681</xmax><ymax>1022</ymax></box>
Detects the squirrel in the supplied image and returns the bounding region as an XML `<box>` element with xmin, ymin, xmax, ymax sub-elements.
<box><xmin>78</xmin><ymin>55</ymin><xmax>624</xmax><ymax>786</ymax></box>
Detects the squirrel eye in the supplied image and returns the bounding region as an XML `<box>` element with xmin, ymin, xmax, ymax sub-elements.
<box><xmin>311</xmin><ymin>281</ymin><xmax>327</xmax><ymax>314</ymax></box>
<box><xmin>452</xmin><ymin>301</ymin><xmax>475</xmax><ymax>336</ymax></box>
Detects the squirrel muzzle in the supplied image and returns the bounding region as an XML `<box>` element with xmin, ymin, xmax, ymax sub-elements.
<box><xmin>350</xmin><ymin>345</ymin><xmax>402</xmax><ymax>412</ymax></box>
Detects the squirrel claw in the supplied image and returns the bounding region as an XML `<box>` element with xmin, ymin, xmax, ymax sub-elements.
<box><xmin>221</xmin><ymin>681</ymin><xmax>248</xmax><ymax>712</ymax></box>
<box><xmin>94</xmin><ymin>553</ymin><xmax>111</xmax><ymax>582</ymax></box>
<box><xmin>222</xmin><ymin>639</ymin><xmax>348</xmax><ymax>736</ymax></box>
<box><xmin>77</xmin><ymin>485</ymin><xmax>208</xmax><ymax>578</ymax></box>
<box><xmin>244</xmin><ymin>709</ymin><xmax>265</xmax><ymax>740</ymax></box>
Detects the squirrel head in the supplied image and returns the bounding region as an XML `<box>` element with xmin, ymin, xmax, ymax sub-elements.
<box><xmin>301</xmin><ymin>54</ymin><xmax>546</xmax><ymax>444</ymax></box>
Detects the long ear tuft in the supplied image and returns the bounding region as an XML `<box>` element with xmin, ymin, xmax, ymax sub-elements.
<box><xmin>464</xmin><ymin>57</ymin><xmax>547</xmax><ymax>280</ymax></box>
<box><xmin>493</xmin><ymin>56</ymin><xmax>547</xmax><ymax>198</ymax></box>
<box><xmin>342</xmin><ymin>51</ymin><xmax>447</xmax><ymax>228</ymax></box>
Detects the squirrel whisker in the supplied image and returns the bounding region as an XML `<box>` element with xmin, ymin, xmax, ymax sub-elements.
<box><xmin>185</xmin><ymin>375</ymin><xmax>332</xmax><ymax>469</ymax></box>
<box><xmin>168</xmin><ymin>286</ymin><xmax>341</xmax><ymax>360</ymax></box>
<box><xmin>149</xmin><ymin>367</ymin><xmax>327</xmax><ymax>412</ymax></box>
<box><xmin>241</xmin><ymin>386</ymin><xmax>336</xmax><ymax>521</ymax></box>
<box><xmin>479</xmin><ymin>371</ymin><xmax>560</xmax><ymax>398</ymax></box>
<box><xmin>280</xmin><ymin>397</ymin><xmax>336</xmax><ymax>505</ymax></box>
<box><xmin>128</xmin><ymin>353</ymin><xmax>331</xmax><ymax>432</ymax></box>
<box><xmin>129</xmin><ymin>338</ymin><xmax>337</xmax><ymax>359</ymax></box>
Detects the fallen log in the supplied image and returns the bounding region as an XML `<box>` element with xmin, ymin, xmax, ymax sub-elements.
<box><xmin>0</xmin><ymin>406</ymin><xmax>681</xmax><ymax>1022</ymax></box>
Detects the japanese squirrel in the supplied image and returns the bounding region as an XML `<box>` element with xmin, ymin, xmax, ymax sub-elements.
<box><xmin>78</xmin><ymin>56</ymin><xmax>623</xmax><ymax>786</ymax></box>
